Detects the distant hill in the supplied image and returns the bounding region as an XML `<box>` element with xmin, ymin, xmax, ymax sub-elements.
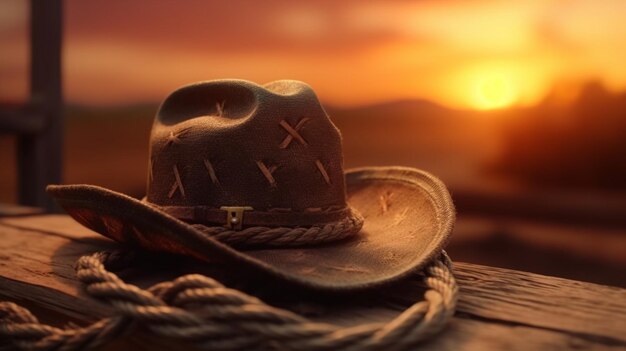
<box><xmin>3</xmin><ymin>88</ymin><xmax>624</xmax><ymax>206</ymax></box>
<box><xmin>54</xmin><ymin>99</ymin><xmax>503</xmax><ymax>198</ymax></box>
<box><xmin>493</xmin><ymin>82</ymin><xmax>626</xmax><ymax>190</ymax></box>
<box><xmin>328</xmin><ymin>98</ymin><xmax>458</xmax><ymax>119</ymax></box>
<box><xmin>324</xmin><ymin>99</ymin><xmax>503</xmax><ymax>190</ymax></box>
<box><xmin>65</xmin><ymin>103</ymin><xmax>158</xmax><ymax>122</ymax></box>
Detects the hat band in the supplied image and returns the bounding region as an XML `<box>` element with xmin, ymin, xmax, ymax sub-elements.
<box><xmin>159</xmin><ymin>204</ymin><xmax>353</xmax><ymax>228</ymax></box>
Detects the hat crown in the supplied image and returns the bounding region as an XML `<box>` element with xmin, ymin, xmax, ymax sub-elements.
<box><xmin>146</xmin><ymin>80</ymin><xmax>347</xmax><ymax>214</ymax></box>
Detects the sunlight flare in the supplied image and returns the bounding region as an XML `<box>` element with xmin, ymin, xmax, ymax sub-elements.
<box><xmin>473</xmin><ymin>74</ymin><xmax>517</xmax><ymax>110</ymax></box>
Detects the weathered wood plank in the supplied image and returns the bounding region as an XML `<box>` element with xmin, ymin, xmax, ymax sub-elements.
<box><xmin>1</xmin><ymin>215</ymin><xmax>625</xmax><ymax>350</ymax></box>
<box><xmin>0</xmin><ymin>204</ymin><xmax>43</xmax><ymax>217</ymax></box>
<box><xmin>454</xmin><ymin>264</ymin><xmax>626</xmax><ymax>342</ymax></box>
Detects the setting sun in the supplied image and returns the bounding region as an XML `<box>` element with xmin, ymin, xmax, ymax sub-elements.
<box><xmin>473</xmin><ymin>74</ymin><xmax>517</xmax><ymax>110</ymax></box>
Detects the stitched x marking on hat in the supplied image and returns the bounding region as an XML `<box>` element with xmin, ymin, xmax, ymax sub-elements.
<box><xmin>203</xmin><ymin>159</ymin><xmax>220</xmax><ymax>185</ymax></box>
<box><xmin>256</xmin><ymin>160</ymin><xmax>278</xmax><ymax>187</ymax></box>
<box><xmin>165</xmin><ymin>127</ymin><xmax>191</xmax><ymax>147</ymax></box>
<box><xmin>279</xmin><ymin>118</ymin><xmax>311</xmax><ymax>149</ymax></box>
<box><xmin>168</xmin><ymin>165</ymin><xmax>186</xmax><ymax>198</ymax></box>
<box><xmin>315</xmin><ymin>159</ymin><xmax>331</xmax><ymax>185</ymax></box>
<box><xmin>215</xmin><ymin>101</ymin><xmax>225</xmax><ymax>117</ymax></box>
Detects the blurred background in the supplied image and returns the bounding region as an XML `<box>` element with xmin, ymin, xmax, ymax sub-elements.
<box><xmin>1</xmin><ymin>0</ymin><xmax>624</xmax><ymax>287</ymax></box>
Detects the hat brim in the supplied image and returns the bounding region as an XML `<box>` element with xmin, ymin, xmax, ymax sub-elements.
<box><xmin>47</xmin><ymin>167</ymin><xmax>454</xmax><ymax>292</ymax></box>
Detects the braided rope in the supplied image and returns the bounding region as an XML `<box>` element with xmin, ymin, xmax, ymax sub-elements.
<box><xmin>0</xmin><ymin>250</ymin><xmax>457</xmax><ymax>351</ymax></box>
<box><xmin>190</xmin><ymin>211</ymin><xmax>365</xmax><ymax>247</ymax></box>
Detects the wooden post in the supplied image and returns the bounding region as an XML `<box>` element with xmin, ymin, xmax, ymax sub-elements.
<box><xmin>17</xmin><ymin>0</ymin><xmax>63</xmax><ymax>211</ymax></box>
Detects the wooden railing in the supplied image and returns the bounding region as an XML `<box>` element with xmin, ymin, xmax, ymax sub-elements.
<box><xmin>1</xmin><ymin>214</ymin><xmax>624</xmax><ymax>350</ymax></box>
<box><xmin>0</xmin><ymin>0</ymin><xmax>63</xmax><ymax>212</ymax></box>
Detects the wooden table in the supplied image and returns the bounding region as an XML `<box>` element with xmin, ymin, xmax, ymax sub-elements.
<box><xmin>1</xmin><ymin>215</ymin><xmax>625</xmax><ymax>350</ymax></box>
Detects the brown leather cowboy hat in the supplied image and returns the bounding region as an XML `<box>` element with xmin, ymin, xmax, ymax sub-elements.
<box><xmin>47</xmin><ymin>79</ymin><xmax>455</xmax><ymax>292</ymax></box>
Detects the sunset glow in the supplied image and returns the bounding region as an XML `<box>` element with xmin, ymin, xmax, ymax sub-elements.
<box><xmin>1</xmin><ymin>0</ymin><xmax>626</xmax><ymax>110</ymax></box>
<box><xmin>474</xmin><ymin>74</ymin><xmax>516</xmax><ymax>110</ymax></box>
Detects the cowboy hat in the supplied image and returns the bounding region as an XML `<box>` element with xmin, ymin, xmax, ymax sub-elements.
<box><xmin>47</xmin><ymin>79</ymin><xmax>455</xmax><ymax>292</ymax></box>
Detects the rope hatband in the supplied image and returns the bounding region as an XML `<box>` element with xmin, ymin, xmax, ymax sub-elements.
<box><xmin>190</xmin><ymin>210</ymin><xmax>364</xmax><ymax>248</ymax></box>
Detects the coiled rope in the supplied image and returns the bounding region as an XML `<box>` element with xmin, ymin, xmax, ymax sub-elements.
<box><xmin>0</xmin><ymin>250</ymin><xmax>457</xmax><ymax>351</ymax></box>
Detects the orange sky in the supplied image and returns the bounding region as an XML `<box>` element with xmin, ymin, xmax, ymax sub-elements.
<box><xmin>1</xmin><ymin>0</ymin><xmax>626</xmax><ymax>109</ymax></box>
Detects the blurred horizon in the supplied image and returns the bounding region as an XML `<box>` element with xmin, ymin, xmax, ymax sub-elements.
<box><xmin>17</xmin><ymin>77</ymin><xmax>624</xmax><ymax>113</ymax></box>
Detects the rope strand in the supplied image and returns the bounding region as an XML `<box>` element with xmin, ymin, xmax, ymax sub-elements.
<box><xmin>0</xmin><ymin>251</ymin><xmax>457</xmax><ymax>351</ymax></box>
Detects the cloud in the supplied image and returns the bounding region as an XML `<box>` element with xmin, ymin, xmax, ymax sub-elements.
<box><xmin>64</xmin><ymin>1</ymin><xmax>379</xmax><ymax>53</ymax></box>
<box><xmin>2</xmin><ymin>0</ymin><xmax>626</xmax><ymax>108</ymax></box>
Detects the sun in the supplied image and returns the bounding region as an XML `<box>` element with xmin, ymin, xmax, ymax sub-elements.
<box><xmin>472</xmin><ymin>73</ymin><xmax>517</xmax><ymax>110</ymax></box>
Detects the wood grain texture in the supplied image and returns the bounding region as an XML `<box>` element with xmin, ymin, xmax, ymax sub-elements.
<box><xmin>0</xmin><ymin>215</ymin><xmax>625</xmax><ymax>350</ymax></box>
